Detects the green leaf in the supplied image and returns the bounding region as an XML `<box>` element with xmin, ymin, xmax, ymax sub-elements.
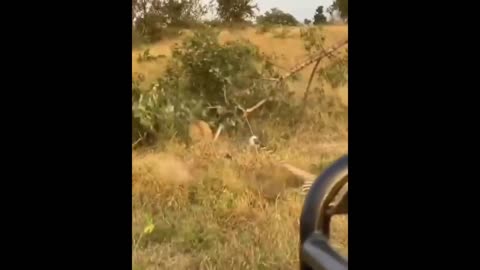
<box><xmin>143</xmin><ymin>223</ymin><xmax>155</xmax><ymax>235</ymax></box>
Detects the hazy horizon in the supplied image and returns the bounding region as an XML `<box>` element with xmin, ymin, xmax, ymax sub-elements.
<box><xmin>202</xmin><ymin>0</ymin><xmax>336</xmax><ymax>22</ymax></box>
<box><xmin>255</xmin><ymin>0</ymin><xmax>335</xmax><ymax>21</ymax></box>
<box><xmin>133</xmin><ymin>0</ymin><xmax>339</xmax><ymax>23</ymax></box>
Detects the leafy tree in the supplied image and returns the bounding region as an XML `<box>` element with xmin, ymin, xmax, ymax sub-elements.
<box><xmin>256</xmin><ymin>8</ymin><xmax>299</xmax><ymax>26</ymax></box>
<box><xmin>304</xmin><ymin>18</ymin><xmax>312</xmax><ymax>25</ymax></box>
<box><xmin>313</xmin><ymin>6</ymin><xmax>327</xmax><ymax>25</ymax></box>
<box><xmin>132</xmin><ymin>0</ymin><xmax>151</xmax><ymax>31</ymax></box>
<box><xmin>215</xmin><ymin>0</ymin><xmax>258</xmax><ymax>23</ymax></box>
<box><xmin>132</xmin><ymin>0</ymin><xmax>207</xmax><ymax>42</ymax></box>
<box><xmin>151</xmin><ymin>0</ymin><xmax>207</xmax><ymax>27</ymax></box>
<box><xmin>132</xmin><ymin>26</ymin><xmax>348</xmax><ymax>145</ymax></box>
<box><xmin>132</xmin><ymin>29</ymin><xmax>295</xmax><ymax>144</ymax></box>
<box><xmin>326</xmin><ymin>5</ymin><xmax>335</xmax><ymax>22</ymax></box>
<box><xmin>330</xmin><ymin>0</ymin><xmax>348</xmax><ymax>20</ymax></box>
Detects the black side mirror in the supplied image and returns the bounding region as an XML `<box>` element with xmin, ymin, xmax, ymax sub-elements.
<box><xmin>299</xmin><ymin>155</ymin><xmax>348</xmax><ymax>270</ymax></box>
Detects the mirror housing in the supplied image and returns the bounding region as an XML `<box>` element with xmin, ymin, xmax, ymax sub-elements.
<box><xmin>299</xmin><ymin>155</ymin><xmax>348</xmax><ymax>270</ymax></box>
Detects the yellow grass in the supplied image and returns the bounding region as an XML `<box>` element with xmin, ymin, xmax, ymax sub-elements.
<box><xmin>132</xmin><ymin>139</ymin><xmax>348</xmax><ymax>269</ymax></box>
<box><xmin>132</xmin><ymin>25</ymin><xmax>348</xmax><ymax>105</ymax></box>
<box><xmin>132</xmin><ymin>25</ymin><xmax>348</xmax><ymax>269</ymax></box>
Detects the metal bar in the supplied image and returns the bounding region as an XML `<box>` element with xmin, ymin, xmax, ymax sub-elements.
<box><xmin>302</xmin><ymin>233</ymin><xmax>348</xmax><ymax>270</ymax></box>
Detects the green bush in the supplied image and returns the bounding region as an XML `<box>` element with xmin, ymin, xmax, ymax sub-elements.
<box><xmin>132</xmin><ymin>26</ymin><xmax>348</xmax><ymax>146</ymax></box>
<box><xmin>255</xmin><ymin>23</ymin><xmax>274</xmax><ymax>34</ymax></box>
<box><xmin>132</xmin><ymin>28</ymin><xmax>295</xmax><ymax>145</ymax></box>
<box><xmin>300</xmin><ymin>26</ymin><xmax>326</xmax><ymax>53</ymax></box>
<box><xmin>132</xmin><ymin>29</ymin><xmax>147</xmax><ymax>48</ymax></box>
<box><xmin>256</xmin><ymin>8</ymin><xmax>299</xmax><ymax>26</ymax></box>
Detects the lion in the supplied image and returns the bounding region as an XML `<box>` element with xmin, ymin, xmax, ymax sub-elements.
<box><xmin>188</xmin><ymin>120</ymin><xmax>213</xmax><ymax>144</ymax></box>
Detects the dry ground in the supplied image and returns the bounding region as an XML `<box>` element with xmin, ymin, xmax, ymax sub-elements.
<box><xmin>132</xmin><ymin>25</ymin><xmax>348</xmax><ymax>270</ymax></box>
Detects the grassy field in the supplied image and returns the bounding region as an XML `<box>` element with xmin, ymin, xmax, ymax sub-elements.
<box><xmin>132</xmin><ymin>25</ymin><xmax>348</xmax><ymax>269</ymax></box>
<box><xmin>132</xmin><ymin>25</ymin><xmax>348</xmax><ymax>105</ymax></box>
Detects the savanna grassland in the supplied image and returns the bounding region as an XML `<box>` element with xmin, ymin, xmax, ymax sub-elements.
<box><xmin>132</xmin><ymin>24</ymin><xmax>348</xmax><ymax>269</ymax></box>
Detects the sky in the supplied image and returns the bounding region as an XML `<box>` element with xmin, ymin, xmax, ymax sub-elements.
<box><xmin>254</xmin><ymin>0</ymin><xmax>335</xmax><ymax>21</ymax></box>
<box><xmin>202</xmin><ymin>0</ymin><xmax>335</xmax><ymax>22</ymax></box>
<box><xmin>133</xmin><ymin>1</ymin><xmax>337</xmax><ymax>22</ymax></box>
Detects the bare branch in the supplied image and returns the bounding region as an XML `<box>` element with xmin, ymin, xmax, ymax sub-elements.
<box><xmin>244</xmin><ymin>98</ymin><xmax>268</xmax><ymax>117</ymax></box>
<box><xmin>303</xmin><ymin>57</ymin><xmax>322</xmax><ymax>107</ymax></box>
<box><xmin>260</xmin><ymin>77</ymin><xmax>280</xmax><ymax>82</ymax></box>
<box><xmin>223</xmin><ymin>86</ymin><xmax>230</xmax><ymax>105</ymax></box>
<box><xmin>213</xmin><ymin>124</ymin><xmax>224</xmax><ymax>142</ymax></box>
<box><xmin>278</xmin><ymin>39</ymin><xmax>348</xmax><ymax>82</ymax></box>
<box><xmin>132</xmin><ymin>132</ymin><xmax>146</xmax><ymax>149</ymax></box>
<box><xmin>207</xmin><ymin>105</ymin><xmax>223</xmax><ymax>110</ymax></box>
<box><xmin>275</xmin><ymin>40</ymin><xmax>346</xmax><ymax>84</ymax></box>
<box><xmin>216</xmin><ymin>40</ymin><xmax>348</xmax><ymax>138</ymax></box>
<box><xmin>258</xmin><ymin>39</ymin><xmax>348</xmax><ymax>84</ymax></box>
<box><xmin>132</xmin><ymin>138</ymin><xmax>143</xmax><ymax>148</ymax></box>
<box><xmin>233</xmin><ymin>104</ymin><xmax>244</xmax><ymax>113</ymax></box>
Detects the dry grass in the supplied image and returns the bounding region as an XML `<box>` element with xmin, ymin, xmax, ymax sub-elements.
<box><xmin>132</xmin><ymin>138</ymin><xmax>348</xmax><ymax>269</ymax></box>
<box><xmin>132</xmin><ymin>25</ymin><xmax>348</xmax><ymax>269</ymax></box>
<box><xmin>132</xmin><ymin>25</ymin><xmax>348</xmax><ymax>106</ymax></box>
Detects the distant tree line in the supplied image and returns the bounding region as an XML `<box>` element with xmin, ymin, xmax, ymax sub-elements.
<box><xmin>132</xmin><ymin>0</ymin><xmax>348</xmax><ymax>44</ymax></box>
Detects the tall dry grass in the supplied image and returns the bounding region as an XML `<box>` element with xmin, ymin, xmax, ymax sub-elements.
<box><xmin>132</xmin><ymin>25</ymin><xmax>348</xmax><ymax>106</ymax></box>
<box><xmin>132</xmin><ymin>137</ymin><xmax>347</xmax><ymax>269</ymax></box>
<box><xmin>132</xmin><ymin>25</ymin><xmax>348</xmax><ymax>269</ymax></box>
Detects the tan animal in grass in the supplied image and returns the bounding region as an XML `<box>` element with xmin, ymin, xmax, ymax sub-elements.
<box><xmin>245</xmin><ymin>134</ymin><xmax>316</xmax><ymax>192</ymax></box>
<box><xmin>188</xmin><ymin>120</ymin><xmax>315</xmax><ymax>192</ymax></box>
<box><xmin>187</xmin><ymin>120</ymin><xmax>233</xmax><ymax>160</ymax></box>
<box><xmin>278</xmin><ymin>162</ymin><xmax>317</xmax><ymax>193</ymax></box>
<box><xmin>188</xmin><ymin>120</ymin><xmax>213</xmax><ymax>144</ymax></box>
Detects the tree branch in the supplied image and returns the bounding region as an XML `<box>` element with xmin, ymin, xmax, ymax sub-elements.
<box><xmin>216</xmin><ymin>40</ymin><xmax>348</xmax><ymax>137</ymax></box>
<box><xmin>278</xmin><ymin>39</ymin><xmax>348</xmax><ymax>82</ymax></box>
<box><xmin>213</xmin><ymin>124</ymin><xmax>224</xmax><ymax>142</ymax></box>
<box><xmin>303</xmin><ymin>57</ymin><xmax>322</xmax><ymax>108</ymax></box>
<box><xmin>244</xmin><ymin>98</ymin><xmax>269</xmax><ymax>117</ymax></box>
<box><xmin>132</xmin><ymin>132</ymin><xmax>146</xmax><ymax>149</ymax></box>
<box><xmin>259</xmin><ymin>39</ymin><xmax>348</xmax><ymax>83</ymax></box>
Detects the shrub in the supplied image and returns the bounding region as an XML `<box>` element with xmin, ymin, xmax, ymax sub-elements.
<box><xmin>256</xmin><ymin>8</ymin><xmax>299</xmax><ymax>26</ymax></box>
<box><xmin>132</xmin><ymin>26</ymin><xmax>348</xmax><ymax>146</ymax></box>
<box><xmin>132</xmin><ymin>28</ymin><xmax>295</xmax><ymax>145</ymax></box>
